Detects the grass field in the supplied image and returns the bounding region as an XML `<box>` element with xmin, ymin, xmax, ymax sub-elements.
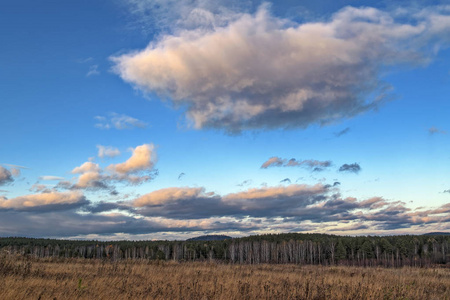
<box><xmin>0</xmin><ymin>255</ymin><xmax>449</xmax><ymax>299</ymax></box>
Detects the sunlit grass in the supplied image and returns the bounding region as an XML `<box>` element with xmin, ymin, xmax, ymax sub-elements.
<box><xmin>0</xmin><ymin>255</ymin><xmax>449</xmax><ymax>299</ymax></box>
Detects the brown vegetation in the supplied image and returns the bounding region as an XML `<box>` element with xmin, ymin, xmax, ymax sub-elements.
<box><xmin>0</xmin><ymin>254</ymin><xmax>449</xmax><ymax>299</ymax></box>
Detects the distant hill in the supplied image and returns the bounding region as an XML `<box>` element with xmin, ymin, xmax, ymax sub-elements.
<box><xmin>424</xmin><ymin>232</ymin><xmax>450</xmax><ymax>236</ymax></box>
<box><xmin>186</xmin><ymin>235</ymin><xmax>232</xmax><ymax>241</ymax></box>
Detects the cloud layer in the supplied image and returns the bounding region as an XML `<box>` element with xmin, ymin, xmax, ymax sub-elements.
<box><xmin>1</xmin><ymin>182</ymin><xmax>448</xmax><ymax>238</ymax></box>
<box><xmin>113</xmin><ymin>5</ymin><xmax>450</xmax><ymax>132</ymax></box>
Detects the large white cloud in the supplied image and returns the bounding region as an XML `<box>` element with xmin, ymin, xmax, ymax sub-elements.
<box><xmin>112</xmin><ymin>4</ymin><xmax>450</xmax><ymax>132</ymax></box>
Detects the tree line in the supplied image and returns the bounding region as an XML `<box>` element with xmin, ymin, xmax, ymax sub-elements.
<box><xmin>0</xmin><ymin>233</ymin><xmax>448</xmax><ymax>267</ymax></box>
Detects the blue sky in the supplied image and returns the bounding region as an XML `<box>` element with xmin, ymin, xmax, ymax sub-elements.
<box><xmin>0</xmin><ymin>0</ymin><xmax>449</xmax><ymax>240</ymax></box>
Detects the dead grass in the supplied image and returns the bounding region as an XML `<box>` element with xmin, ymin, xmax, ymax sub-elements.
<box><xmin>0</xmin><ymin>255</ymin><xmax>449</xmax><ymax>299</ymax></box>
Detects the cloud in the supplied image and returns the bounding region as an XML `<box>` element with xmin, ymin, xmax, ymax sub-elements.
<box><xmin>261</xmin><ymin>157</ymin><xmax>331</xmax><ymax>171</ymax></box>
<box><xmin>112</xmin><ymin>4</ymin><xmax>450</xmax><ymax>132</ymax></box>
<box><xmin>94</xmin><ymin>113</ymin><xmax>147</xmax><ymax>130</ymax></box>
<box><xmin>428</xmin><ymin>126</ymin><xmax>447</xmax><ymax>135</ymax></box>
<box><xmin>123</xmin><ymin>0</ymin><xmax>251</xmax><ymax>34</ymax></box>
<box><xmin>338</xmin><ymin>163</ymin><xmax>361</xmax><ymax>173</ymax></box>
<box><xmin>1</xmin><ymin>181</ymin><xmax>449</xmax><ymax>237</ymax></box>
<box><xmin>65</xmin><ymin>144</ymin><xmax>158</xmax><ymax>190</ymax></box>
<box><xmin>72</xmin><ymin>162</ymin><xmax>101</xmax><ymax>174</ymax></box>
<box><xmin>86</xmin><ymin>64</ymin><xmax>100</xmax><ymax>76</ymax></box>
<box><xmin>237</xmin><ymin>179</ymin><xmax>252</xmax><ymax>187</ymax></box>
<box><xmin>280</xmin><ymin>178</ymin><xmax>291</xmax><ymax>184</ymax></box>
<box><xmin>107</xmin><ymin>144</ymin><xmax>156</xmax><ymax>174</ymax></box>
<box><xmin>0</xmin><ymin>166</ymin><xmax>14</xmax><ymax>186</ymax></box>
<box><xmin>261</xmin><ymin>157</ymin><xmax>284</xmax><ymax>168</ymax></box>
<box><xmin>39</xmin><ymin>176</ymin><xmax>65</xmax><ymax>181</ymax></box>
<box><xmin>0</xmin><ymin>191</ymin><xmax>88</xmax><ymax>211</ymax></box>
<box><xmin>97</xmin><ymin>145</ymin><xmax>121</xmax><ymax>159</ymax></box>
<box><xmin>334</xmin><ymin>127</ymin><xmax>350</xmax><ymax>137</ymax></box>
<box><xmin>443</xmin><ymin>189</ymin><xmax>450</xmax><ymax>194</ymax></box>
<box><xmin>134</xmin><ymin>187</ymin><xmax>210</xmax><ymax>206</ymax></box>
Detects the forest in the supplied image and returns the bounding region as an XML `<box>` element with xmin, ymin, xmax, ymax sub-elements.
<box><xmin>1</xmin><ymin>233</ymin><xmax>448</xmax><ymax>267</ymax></box>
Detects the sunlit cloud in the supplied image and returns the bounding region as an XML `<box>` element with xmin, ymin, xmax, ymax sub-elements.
<box><xmin>261</xmin><ymin>157</ymin><xmax>332</xmax><ymax>171</ymax></box>
<box><xmin>64</xmin><ymin>143</ymin><xmax>158</xmax><ymax>190</ymax></box>
<box><xmin>0</xmin><ymin>191</ymin><xmax>87</xmax><ymax>211</ymax></box>
<box><xmin>113</xmin><ymin>4</ymin><xmax>450</xmax><ymax>132</ymax></box>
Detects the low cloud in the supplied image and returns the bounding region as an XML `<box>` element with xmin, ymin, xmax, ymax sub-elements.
<box><xmin>113</xmin><ymin>4</ymin><xmax>450</xmax><ymax>132</ymax></box>
<box><xmin>261</xmin><ymin>157</ymin><xmax>332</xmax><ymax>171</ymax></box>
<box><xmin>94</xmin><ymin>113</ymin><xmax>147</xmax><ymax>130</ymax></box>
<box><xmin>0</xmin><ymin>182</ymin><xmax>449</xmax><ymax>237</ymax></box>
<box><xmin>339</xmin><ymin>163</ymin><xmax>361</xmax><ymax>173</ymax></box>
<box><xmin>0</xmin><ymin>191</ymin><xmax>88</xmax><ymax>211</ymax></box>
<box><xmin>97</xmin><ymin>145</ymin><xmax>121</xmax><ymax>159</ymax></box>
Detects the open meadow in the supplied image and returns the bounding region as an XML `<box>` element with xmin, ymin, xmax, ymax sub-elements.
<box><xmin>0</xmin><ymin>255</ymin><xmax>449</xmax><ymax>300</ymax></box>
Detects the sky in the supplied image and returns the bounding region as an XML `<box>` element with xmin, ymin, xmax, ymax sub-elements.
<box><xmin>0</xmin><ymin>0</ymin><xmax>449</xmax><ymax>240</ymax></box>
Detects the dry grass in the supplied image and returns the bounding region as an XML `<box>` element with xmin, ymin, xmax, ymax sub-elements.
<box><xmin>0</xmin><ymin>255</ymin><xmax>449</xmax><ymax>299</ymax></box>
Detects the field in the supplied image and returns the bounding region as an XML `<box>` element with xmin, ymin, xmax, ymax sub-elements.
<box><xmin>0</xmin><ymin>255</ymin><xmax>449</xmax><ymax>299</ymax></box>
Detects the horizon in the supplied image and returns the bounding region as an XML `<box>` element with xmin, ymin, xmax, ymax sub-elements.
<box><xmin>1</xmin><ymin>0</ymin><xmax>449</xmax><ymax>240</ymax></box>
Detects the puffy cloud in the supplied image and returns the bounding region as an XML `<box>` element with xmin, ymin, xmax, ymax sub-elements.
<box><xmin>97</xmin><ymin>145</ymin><xmax>121</xmax><ymax>158</ymax></box>
<box><xmin>65</xmin><ymin>144</ymin><xmax>157</xmax><ymax>190</ymax></box>
<box><xmin>0</xmin><ymin>191</ymin><xmax>88</xmax><ymax>211</ymax></box>
<box><xmin>0</xmin><ymin>166</ymin><xmax>14</xmax><ymax>186</ymax></box>
<box><xmin>94</xmin><ymin>113</ymin><xmax>147</xmax><ymax>130</ymax></box>
<box><xmin>108</xmin><ymin>144</ymin><xmax>156</xmax><ymax>174</ymax></box>
<box><xmin>112</xmin><ymin>5</ymin><xmax>450</xmax><ymax>132</ymax></box>
<box><xmin>261</xmin><ymin>157</ymin><xmax>331</xmax><ymax>171</ymax></box>
<box><xmin>338</xmin><ymin>163</ymin><xmax>361</xmax><ymax>173</ymax></box>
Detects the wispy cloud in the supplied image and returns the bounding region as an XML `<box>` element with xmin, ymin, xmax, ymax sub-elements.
<box><xmin>86</xmin><ymin>64</ymin><xmax>100</xmax><ymax>76</ymax></box>
<box><xmin>39</xmin><ymin>176</ymin><xmax>65</xmax><ymax>181</ymax></box>
<box><xmin>94</xmin><ymin>113</ymin><xmax>147</xmax><ymax>130</ymax></box>
<box><xmin>428</xmin><ymin>126</ymin><xmax>447</xmax><ymax>135</ymax></box>
<box><xmin>334</xmin><ymin>127</ymin><xmax>350</xmax><ymax>137</ymax></box>
<box><xmin>113</xmin><ymin>4</ymin><xmax>450</xmax><ymax>132</ymax></box>
<box><xmin>97</xmin><ymin>145</ymin><xmax>121</xmax><ymax>159</ymax></box>
<box><xmin>261</xmin><ymin>157</ymin><xmax>332</xmax><ymax>171</ymax></box>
